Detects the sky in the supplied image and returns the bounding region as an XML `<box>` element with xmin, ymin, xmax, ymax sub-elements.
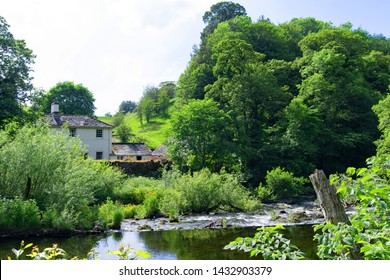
<box><xmin>2</xmin><ymin>0</ymin><xmax>390</xmax><ymax>115</ymax></box>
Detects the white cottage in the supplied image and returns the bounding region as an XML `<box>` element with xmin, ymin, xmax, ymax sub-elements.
<box><xmin>47</xmin><ymin>102</ymin><xmax>113</xmax><ymax>160</ymax></box>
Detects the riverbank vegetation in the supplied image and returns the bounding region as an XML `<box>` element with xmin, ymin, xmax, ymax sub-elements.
<box><xmin>0</xmin><ymin>124</ymin><xmax>261</xmax><ymax>236</ymax></box>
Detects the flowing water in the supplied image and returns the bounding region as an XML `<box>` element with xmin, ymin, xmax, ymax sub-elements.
<box><xmin>0</xmin><ymin>201</ymin><xmax>323</xmax><ymax>260</ymax></box>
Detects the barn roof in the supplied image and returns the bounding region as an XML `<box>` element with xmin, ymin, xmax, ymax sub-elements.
<box><xmin>112</xmin><ymin>143</ymin><xmax>153</xmax><ymax>156</ymax></box>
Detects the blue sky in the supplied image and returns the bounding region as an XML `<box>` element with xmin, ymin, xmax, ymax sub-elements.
<box><xmin>2</xmin><ymin>0</ymin><xmax>389</xmax><ymax>115</ymax></box>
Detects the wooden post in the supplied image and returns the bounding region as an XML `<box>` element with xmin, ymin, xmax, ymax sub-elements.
<box><xmin>309</xmin><ymin>169</ymin><xmax>362</xmax><ymax>260</ymax></box>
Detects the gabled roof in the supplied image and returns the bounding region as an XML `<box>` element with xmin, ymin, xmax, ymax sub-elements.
<box><xmin>47</xmin><ymin>114</ymin><xmax>113</xmax><ymax>128</ymax></box>
<box><xmin>152</xmin><ymin>145</ymin><xmax>167</xmax><ymax>156</ymax></box>
<box><xmin>112</xmin><ymin>143</ymin><xmax>152</xmax><ymax>156</ymax></box>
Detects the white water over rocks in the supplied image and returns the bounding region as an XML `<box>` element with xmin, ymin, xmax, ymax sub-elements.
<box><xmin>121</xmin><ymin>200</ymin><xmax>326</xmax><ymax>232</ymax></box>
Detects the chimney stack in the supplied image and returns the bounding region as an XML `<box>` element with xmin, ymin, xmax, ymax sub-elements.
<box><xmin>51</xmin><ymin>101</ymin><xmax>59</xmax><ymax>114</ymax></box>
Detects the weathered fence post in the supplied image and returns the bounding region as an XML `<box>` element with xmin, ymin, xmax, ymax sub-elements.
<box><xmin>309</xmin><ymin>169</ymin><xmax>362</xmax><ymax>260</ymax></box>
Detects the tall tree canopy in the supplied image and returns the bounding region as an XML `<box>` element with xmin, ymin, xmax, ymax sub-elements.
<box><xmin>119</xmin><ymin>100</ymin><xmax>137</xmax><ymax>114</ymax></box>
<box><xmin>0</xmin><ymin>16</ymin><xmax>35</xmax><ymax>126</ymax></box>
<box><xmin>168</xmin><ymin>99</ymin><xmax>235</xmax><ymax>172</ymax></box>
<box><xmin>43</xmin><ymin>81</ymin><xmax>96</xmax><ymax>116</ymax></box>
<box><xmin>172</xmin><ymin>2</ymin><xmax>390</xmax><ymax>187</ymax></box>
<box><xmin>202</xmin><ymin>1</ymin><xmax>246</xmax><ymax>36</ymax></box>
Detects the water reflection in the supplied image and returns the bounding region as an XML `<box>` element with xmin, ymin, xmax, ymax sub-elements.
<box><xmin>93</xmin><ymin>225</ymin><xmax>317</xmax><ymax>260</ymax></box>
<box><xmin>0</xmin><ymin>225</ymin><xmax>318</xmax><ymax>260</ymax></box>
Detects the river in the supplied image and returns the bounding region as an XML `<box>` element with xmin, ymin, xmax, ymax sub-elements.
<box><xmin>0</xmin><ymin>201</ymin><xmax>324</xmax><ymax>260</ymax></box>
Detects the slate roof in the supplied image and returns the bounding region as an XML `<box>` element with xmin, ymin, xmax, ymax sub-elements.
<box><xmin>47</xmin><ymin>114</ymin><xmax>113</xmax><ymax>128</ymax></box>
<box><xmin>112</xmin><ymin>143</ymin><xmax>153</xmax><ymax>156</ymax></box>
<box><xmin>152</xmin><ymin>145</ymin><xmax>167</xmax><ymax>156</ymax></box>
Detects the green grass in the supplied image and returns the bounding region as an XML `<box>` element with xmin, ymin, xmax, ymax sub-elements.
<box><xmin>98</xmin><ymin>116</ymin><xmax>114</xmax><ymax>125</ymax></box>
<box><xmin>98</xmin><ymin>113</ymin><xmax>171</xmax><ymax>149</ymax></box>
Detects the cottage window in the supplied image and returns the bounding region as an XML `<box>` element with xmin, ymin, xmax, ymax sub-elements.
<box><xmin>136</xmin><ymin>156</ymin><xmax>142</xmax><ymax>160</ymax></box>
<box><xmin>69</xmin><ymin>128</ymin><xmax>76</xmax><ymax>137</ymax></box>
<box><xmin>96</xmin><ymin>129</ymin><xmax>103</xmax><ymax>138</ymax></box>
<box><xmin>96</xmin><ymin>152</ymin><xmax>103</xmax><ymax>160</ymax></box>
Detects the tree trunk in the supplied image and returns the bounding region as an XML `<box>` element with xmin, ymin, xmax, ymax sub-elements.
<box><xmin>309</xmin><ymin>169</ymin><xmax>350</xmax><ymax>224</ymax></box>
<box><xmin>309</xmin><ymin>169</ymin><xmax>362</xmax><ymax>260</ymax></box>
<box><xmin>23</xmin><ymin>176</ymin><xmax>32</xmax><ymax>200</ymax></box>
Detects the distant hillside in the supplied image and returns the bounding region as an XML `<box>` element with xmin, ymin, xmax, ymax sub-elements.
<box><xmin>98</xmin><ymin>112</ymin><xmax>171</xmax><ymax>149</ymax></box>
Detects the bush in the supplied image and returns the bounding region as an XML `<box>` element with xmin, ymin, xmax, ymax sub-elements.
<box><xmin>160</xmin><ymin>168</ymin><xmax>261</xmax><ymax>214</ymax></box>
<box><xmin>123</xmin><ymin>204</ymin><xmax>138</xmax><ymax>218</ymax></box>
<box><xmin>0</xmin><ymin>124</ymin><xmax>125</xmax><ymax>214</ymax></box>
<box><xmin>76</xmin><ymin>206</ymin><xmax>99</xmax><ymax>230</ymax></box>
<box><xmin>98</xmin><ymin>199</ymin><xmax>125</xmax><ymax>229</ymax></box>
<box><xmin>113</xmin><ymin>177</ymin><xmax>161</xmax><ymax>205</ymax></box>
<box><xmin>42</xmin><ymin>206</ymin><xmax>78</xmax><ymax>231</ymax></box>
<box><xmin>0</xmin><ymin>197</ymin><xmax>41</xmax><ymax>231</ymax></box>
<box><xmin>159</xmin><ymin>189</ymin><xmax>183</xmax><ymax>221</ymax></box>
<box><xmin>258</xmin><ymin>167</ymin><xmax>309</xmax><ymax>202</ymax></box>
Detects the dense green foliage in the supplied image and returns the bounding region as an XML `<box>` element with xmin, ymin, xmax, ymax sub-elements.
<box><xmin>119</xmin><ymin>100</ymin><xmax>137</xmax><ymax>114</ymax></box>
<box><xmin>0</xmin><ymin>16</ymin><xmax>35</xmax><ymax>126</ymax></box>
<box><xmin>111</xmin><ymin>168</ymin><xmax>260</xmax><ymax>221</ymax></box>
<box><xmin>257</xmin><ymin>167</ymin><xmax>309</xmax><ymax>202</ymax></box>
<box><xmin>173</xmin><ymin>6</ymin><xmax>390</xmax><ymax>188</ymax></box>
<box><xmin>0</xmin><ymin>197</ymin><xmax>41</xmax><ymax>232</ymax></box>
<box><xmin>228</xmin><ymin>103</ymin><xmax>390</xmax><ymax>259</ymax></box>
<box><xmin>225</xmin><ymin>225</ymin><xmax>305</xmax><ymax>260</ymax></box>
<box><xmin>137</xmin><ymin>82</ymin><xmax>175</xmax><ymax>124</ymax></box>
<box><xmin>168</xmin><ymin>99</ymin><xmax>235</xmax><ymax>172</ymax></box>
<box><xmin>315</xmin><ymin>156</ymin><xmax>390</xmax><ymax>259</ymax></box>
<box><xmin>40</xmin><ymin>81</ymin><xmax>96</xmax><ymax>116</ymax></box>
<box><xmin>0</xmin><ymin>124</ymin><xmax>125</xmax><ymax>232</ymax></box>
<box><xmin>372</xmin><ymin>92</ymin><xmax>390</xmax><ymax>156</ymax></box>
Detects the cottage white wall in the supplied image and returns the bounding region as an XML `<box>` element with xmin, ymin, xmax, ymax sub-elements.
<box><xmin>75</xmin><ymin>128</ymin><xmax>112</xmax><ymax>160</ymax></box>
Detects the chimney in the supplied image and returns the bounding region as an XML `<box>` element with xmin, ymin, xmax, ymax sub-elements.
<box><xmin>51</xmin><ymin>101</ymin><xmax>59</xmax><ymax>114</ymax></box>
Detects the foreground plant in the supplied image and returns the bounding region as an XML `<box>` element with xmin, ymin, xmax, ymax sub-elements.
<box><xmin>224</xmin><ymin>225</ymin><xmax>305</xmax><ymax>260</ymax></box>
<box><xmin>8</xmin><ymin>241</ymin><xmax>67</xmax><ymax>260</ymax></box>
<box><xmin>107</xmin><ymin>244</ymin><xmax>151</xmax><ymax>260</ymax></box>
<box><xmin>8</xmin><ymin>241</ymin><xmax>150</xmax><ymax>260</ymax></box>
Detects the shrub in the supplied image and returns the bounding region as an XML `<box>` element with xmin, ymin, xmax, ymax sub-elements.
<box><xmin>258</xmin><ymin>167</ymin><xmax>308</xmax><ymax>202</ymax></box>
<box><xmin>0</xmin><ymin>124</ymin><xmax>125</xmax><ymax>214</ymax></box>
<box><xmin>159</xmin><ymin>189</ymin><xmax>183</xmax><ymax>221</ymax></box>
<box><xmin>42</xmin><ymin>206</ymin><xmax>78</xmax><ymax>231</ymax></box>
<box><xmin>76</xmin><ymin>206</ymin><xmax>99</xmax><ymax>230</ymax></box>
<box><xmin>160</xmin><ymin>168</ymin><xmax>261</xmax><ymax>214</ymax></box>
<box><xmin>225</xmin><ymin>225</ymin><xmax>306</xmax><ymax>260</ymax></box>
<box><xmin>113</xmin><ymin>177</ymin><xmax>161</xmax><ymax>204</ymax></box>
<box><xmin>98</xmin><ymin>199</ymin><xmax>125</xmax><ymax>229</ymax></box>
<box><xmin>123</xmin><ymin>204</ymin><xmax>138</xmax><ymax>218</ymax></box>
<box><xmin>112</xmin><ymin>209</ymin><xmax>124</xmax><ymax>229</ymax></box>
<box><xmin>0</xmin><ymin>197</ymin><xmax>41</xmax><ymax>231</ymax></box>
<box><xmin>142</xmin><ymin>193</ymin><xmax>161</xmax><ymax>218</ymax></box>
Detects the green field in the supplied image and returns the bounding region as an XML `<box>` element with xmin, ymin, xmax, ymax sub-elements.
<box><xmin>98</xmin><ymin>113</ymin><xmax>171</xmax><ymax>149</ymax></box>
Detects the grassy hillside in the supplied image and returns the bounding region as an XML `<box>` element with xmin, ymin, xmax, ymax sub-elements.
<box><xmin>98</xmin><ymin>113</ymin><xmax>171</xmax><ymax>149</ymax></box>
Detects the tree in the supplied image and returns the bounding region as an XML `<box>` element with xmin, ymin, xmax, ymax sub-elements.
<box><xmin>157</xmin><ymin>89</ymin><xmax>170</xmax><ymax>116</ymax></box>
<box><xmin>0</xmin><ymin>16</ymin><xmax>35</xmax><ymax>126</ymax></box>
<box><xmin>43</xmin><ymin>81</ymin><xmax>96</xmax><ymax>116</ymax></box>
<box><xmin>168</xmin><ymin>99</ymin><xmax>235</xmax><ymax>172</ymax></box>
<box><xmin>115</xmin><ymin>123</ymin><xmax>133</xmax><ymax>143</ymax></box>
<box><xmin>202</xmin><ymin>1</ymin><xmax>246</xmax><ymax>37</ymax></box>
<box><xmin>372</xmin><ymin>89</ymin><xmax>390</xmax><ymax>156</ymax></box>
<box><xmin>206</xmin><ymin>38</ymin><xmax>292</xmax><ymax>184</ymax></box>
<box><xmin>297</xmin><ymin>29</ymin><xmax>380</xmax><ymax>174</ymax></box>
<box><xmin>119</xmin><ymin>100</ymin><xmax>137</xmax><ymax>114</ymax></box>
<box><xmin>137</xmin><ymin>97</ymin><xmax>154</xmax><ymax>123</ymax></box>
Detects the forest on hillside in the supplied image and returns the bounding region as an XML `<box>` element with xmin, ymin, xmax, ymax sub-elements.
<box><xmin>161</xmin><ymin>2</ymin><xmax>390</xmax><ymax>189</ymax></box>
